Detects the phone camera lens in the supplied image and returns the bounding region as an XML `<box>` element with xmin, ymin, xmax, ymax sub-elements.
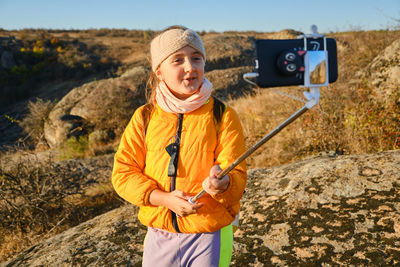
<box><xmin>286</xmin><ymin>63</ymin><xmax>297</xmax><ymax>72</ymax></box>
<box><xmin>285</xmin><ymin>53</ymin><xmax>296</xmax><ymax>61</ymax></box>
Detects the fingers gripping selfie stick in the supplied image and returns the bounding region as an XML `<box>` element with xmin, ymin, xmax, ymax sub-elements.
<box><xmin>189</xmin><ymin>26</ymin><xmax>334</xmax><ymax>204</ymax></box>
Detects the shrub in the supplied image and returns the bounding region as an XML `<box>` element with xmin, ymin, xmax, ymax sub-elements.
<box><xmin>59</xmin><ymin>136</ymin><xmax>89</xmax><ymax>160</ymax></box>
<box><xmin>0</xmin><ymin>156</ymin><xmax>73</xmax><ymax>232</ymax></box>
<box><xmin>0</xmin><ymin>154</ymin><xmax>122</xmax><ymax>260</ymax></box>
<box><xmin>18</xmin><ymin>98</ymin><xmax>55</xmax><ymax>148</ymax></box>
<box><xmin>10</xmin><ymin>65</ymin><xmax>29</xmax><ymax>79</ymax></box>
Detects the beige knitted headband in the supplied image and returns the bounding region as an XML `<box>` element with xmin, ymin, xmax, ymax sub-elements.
<box><xmin>150</xmin><ymin>28</ymin><xmax>206</xmax><ymax>71</ymax></box>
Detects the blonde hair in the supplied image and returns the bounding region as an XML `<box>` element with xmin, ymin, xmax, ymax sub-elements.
<box><xmin>145</xmin><ymin>70</ymin><xmax>159</xmax><ymax>105</ymax></box>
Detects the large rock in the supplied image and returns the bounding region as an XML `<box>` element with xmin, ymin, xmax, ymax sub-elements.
<box><xmin>358</xmin><ymin>38</ymin><xmax>400</xmax><ymax>104</ymax></box>
<box><xmin>234</xmin><ymin>150</ymin><xmax>400</xmax><ymax>266</ymax></box>
<box><xmin>44</xmin><ymin>66</ymin><xmax>148</xmax><ymax>147</ymax></box>
<box><xmin>3</xmin><ymin>150</ymin><xmax>400</xmax><ymax>266</ymax></box>
<box><xmin>1</xmin><ymin>205</ymin><xmax>145</xmax><ymax>267</ymax></box>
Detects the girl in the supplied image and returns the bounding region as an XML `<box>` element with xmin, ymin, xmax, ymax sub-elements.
<box><xmin>112</xmin><ymin>25</ymin><xmax>247</xmax><ymax>267</ymax></box>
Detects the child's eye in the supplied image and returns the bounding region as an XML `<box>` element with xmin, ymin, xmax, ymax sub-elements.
<box><xmin>173</xmin><ymin>58</ymin><xmax>183</xmax><ymax>63</ymax></box>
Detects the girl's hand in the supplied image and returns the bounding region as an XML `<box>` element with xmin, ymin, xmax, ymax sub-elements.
<box><xmin>166</xmin><ymin>190</ymin><xmax>203</xmax><ymax>217</ymax></box>
<box><xmin>149</xmin><ymin>189</ymin><xmax>203</xmax><ymax>217</ymax></box>
<box><xmin>202</xmin><ymin>165</ymin><xmax>230</xmax><ymax>195</ymax></box>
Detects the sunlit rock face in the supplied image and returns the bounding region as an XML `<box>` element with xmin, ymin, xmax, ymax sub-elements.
<box><xmin>4</xmin><ymin>150</ymin><xmax>400</xmax><ymax>266</ymax></box>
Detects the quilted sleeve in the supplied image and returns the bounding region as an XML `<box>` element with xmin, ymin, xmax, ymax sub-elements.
<box><xmin>111</xmin><ymin>106</ymin><xmax>158</xmax><ymax>206</ymax></box>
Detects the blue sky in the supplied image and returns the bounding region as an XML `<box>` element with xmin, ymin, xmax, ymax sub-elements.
<box><xmin>1</xmin><ymin>0</ymin><xmax>399</xmax><ymax>33</ymax></box>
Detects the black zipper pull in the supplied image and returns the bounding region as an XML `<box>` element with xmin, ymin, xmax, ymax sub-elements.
<box><xmin>165</xmin><ymin>142</ymin><xmax>177</xmax><ymax>156</ymax></box>
<box><xmin>166</xmin><ymin>142</ymin><xmax>178</xmax><ymax>177</ymax></box>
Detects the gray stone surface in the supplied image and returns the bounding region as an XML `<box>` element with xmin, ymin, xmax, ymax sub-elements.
<box><xmin>3</xmin><ymin>150</ymin><xmax>400</xmax><ymax>266</ymax></box>
<box><xmin>358</xmin><ymin>38</ymin><xmax>400</xmax><ymax>104</ymax></box>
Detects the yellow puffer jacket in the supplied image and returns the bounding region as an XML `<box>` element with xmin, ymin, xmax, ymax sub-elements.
<box><xmin>112</xmin><ymin>97</ymin><xmax>247</xmax><ymax>233</ymax></box>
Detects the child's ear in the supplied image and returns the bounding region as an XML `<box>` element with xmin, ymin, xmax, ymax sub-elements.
<box><xmin>155</xmin><ymin>68</ymin><xmax>163</xmax><ymax>81</ymax></box>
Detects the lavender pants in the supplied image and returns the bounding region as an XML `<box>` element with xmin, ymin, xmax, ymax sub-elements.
<box><xmin>142</xmin><ymin>225</ymin><xmax>233</xmax><ymax>267</ymax></box>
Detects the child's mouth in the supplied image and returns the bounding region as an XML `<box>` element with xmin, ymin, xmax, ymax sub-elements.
<box><xmin>185</xmin><ymin>77</ymin><xmax>196</xmax><ymax>83</ymax></box>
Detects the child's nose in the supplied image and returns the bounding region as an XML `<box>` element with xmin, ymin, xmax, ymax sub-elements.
<box><xmin>184</xmin><ymin>59</ymin><xmax>194</xmax><ymax>72</ymax></box>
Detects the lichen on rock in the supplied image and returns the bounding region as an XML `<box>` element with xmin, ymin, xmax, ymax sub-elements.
<box><xmin>3</xmin><ymin>150</ymin><xmax>400</xmax><ymax>266</ymax></box>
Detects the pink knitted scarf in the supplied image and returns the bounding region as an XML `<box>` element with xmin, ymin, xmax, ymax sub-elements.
<box><xmin>156</xmin><ymin>78</ymin><xmax>212</xmax><ymax>114</ymax></box>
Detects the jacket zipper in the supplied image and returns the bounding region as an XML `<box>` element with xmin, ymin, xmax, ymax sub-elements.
<box><xmin>170</xmin><ymin>113</ymin><xmax>183</xmax><ymax>233</ymax></box>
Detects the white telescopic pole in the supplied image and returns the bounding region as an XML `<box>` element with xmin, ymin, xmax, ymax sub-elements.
<box><xmin>189</xmin><ymin>87</ymin><xmax>320</xmax><ymax>204</ymax></box>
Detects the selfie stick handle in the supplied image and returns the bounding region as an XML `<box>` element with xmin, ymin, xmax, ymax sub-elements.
<box><xmin>188</xmin><ymin>89</ymin><xmax>319</xmax><ymax>204</ymax></box>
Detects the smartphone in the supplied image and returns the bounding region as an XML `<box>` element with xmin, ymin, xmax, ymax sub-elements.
<box><xmin>254</xmin><ymin>38</ymin><xmax>338</xmax><ymax>88</ymax></box>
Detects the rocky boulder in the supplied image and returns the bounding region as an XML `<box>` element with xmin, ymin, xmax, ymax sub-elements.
<box><xmin>235</xmin><ymin>150</ymin><xmax>400</xmax><ymax>266</ymax></box>
<box><xmin>358</xmin><ymin>38</ymin><xmax>400</xmax><ymax>104</ymax></box>
<box><xmin>3</xmin><ymin>150</ymin><xmax>400</xmax><ymax>266</ymax></box>
<box><xmin>44</xmin><ymin>66</ymin><xmax>148</xmax><ymax>148</ymax></box>
<box><xmin>1</xmin><ymin>205</ymin><xmax>145</xmax><ymax>267</ymax></box>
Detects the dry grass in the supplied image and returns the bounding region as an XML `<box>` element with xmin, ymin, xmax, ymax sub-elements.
<box><xmin>230</xmin><ymin>88</ymin><xmax>312</xmax><ymax>167</ymax></box>
<box><xmin>0</xmin><ymin>153</ymin><xmax>121</xmax><ymax>261</ymax></box>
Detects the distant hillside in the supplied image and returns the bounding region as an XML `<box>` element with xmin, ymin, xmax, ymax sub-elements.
<box><xmin>1</xmin><ymin>29</ymin><xmax>399</xmax><ymax>160</ymax></box>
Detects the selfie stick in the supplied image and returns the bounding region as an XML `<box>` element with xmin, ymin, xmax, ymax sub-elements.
<box><xmin>189</xmin><ymin>25</ymin><xmax>327</xmax><ymax>204</ymax></box>
<box><xmin>188</xmin><ymin>87</ymin><xmax>320</xmax><ymax>204</ymax></box>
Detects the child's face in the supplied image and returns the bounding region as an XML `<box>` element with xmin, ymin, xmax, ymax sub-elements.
<box><xmin>156</xmin><ymin>46</ymin><xmax>205</xmax><ymax>100</ymax></box>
